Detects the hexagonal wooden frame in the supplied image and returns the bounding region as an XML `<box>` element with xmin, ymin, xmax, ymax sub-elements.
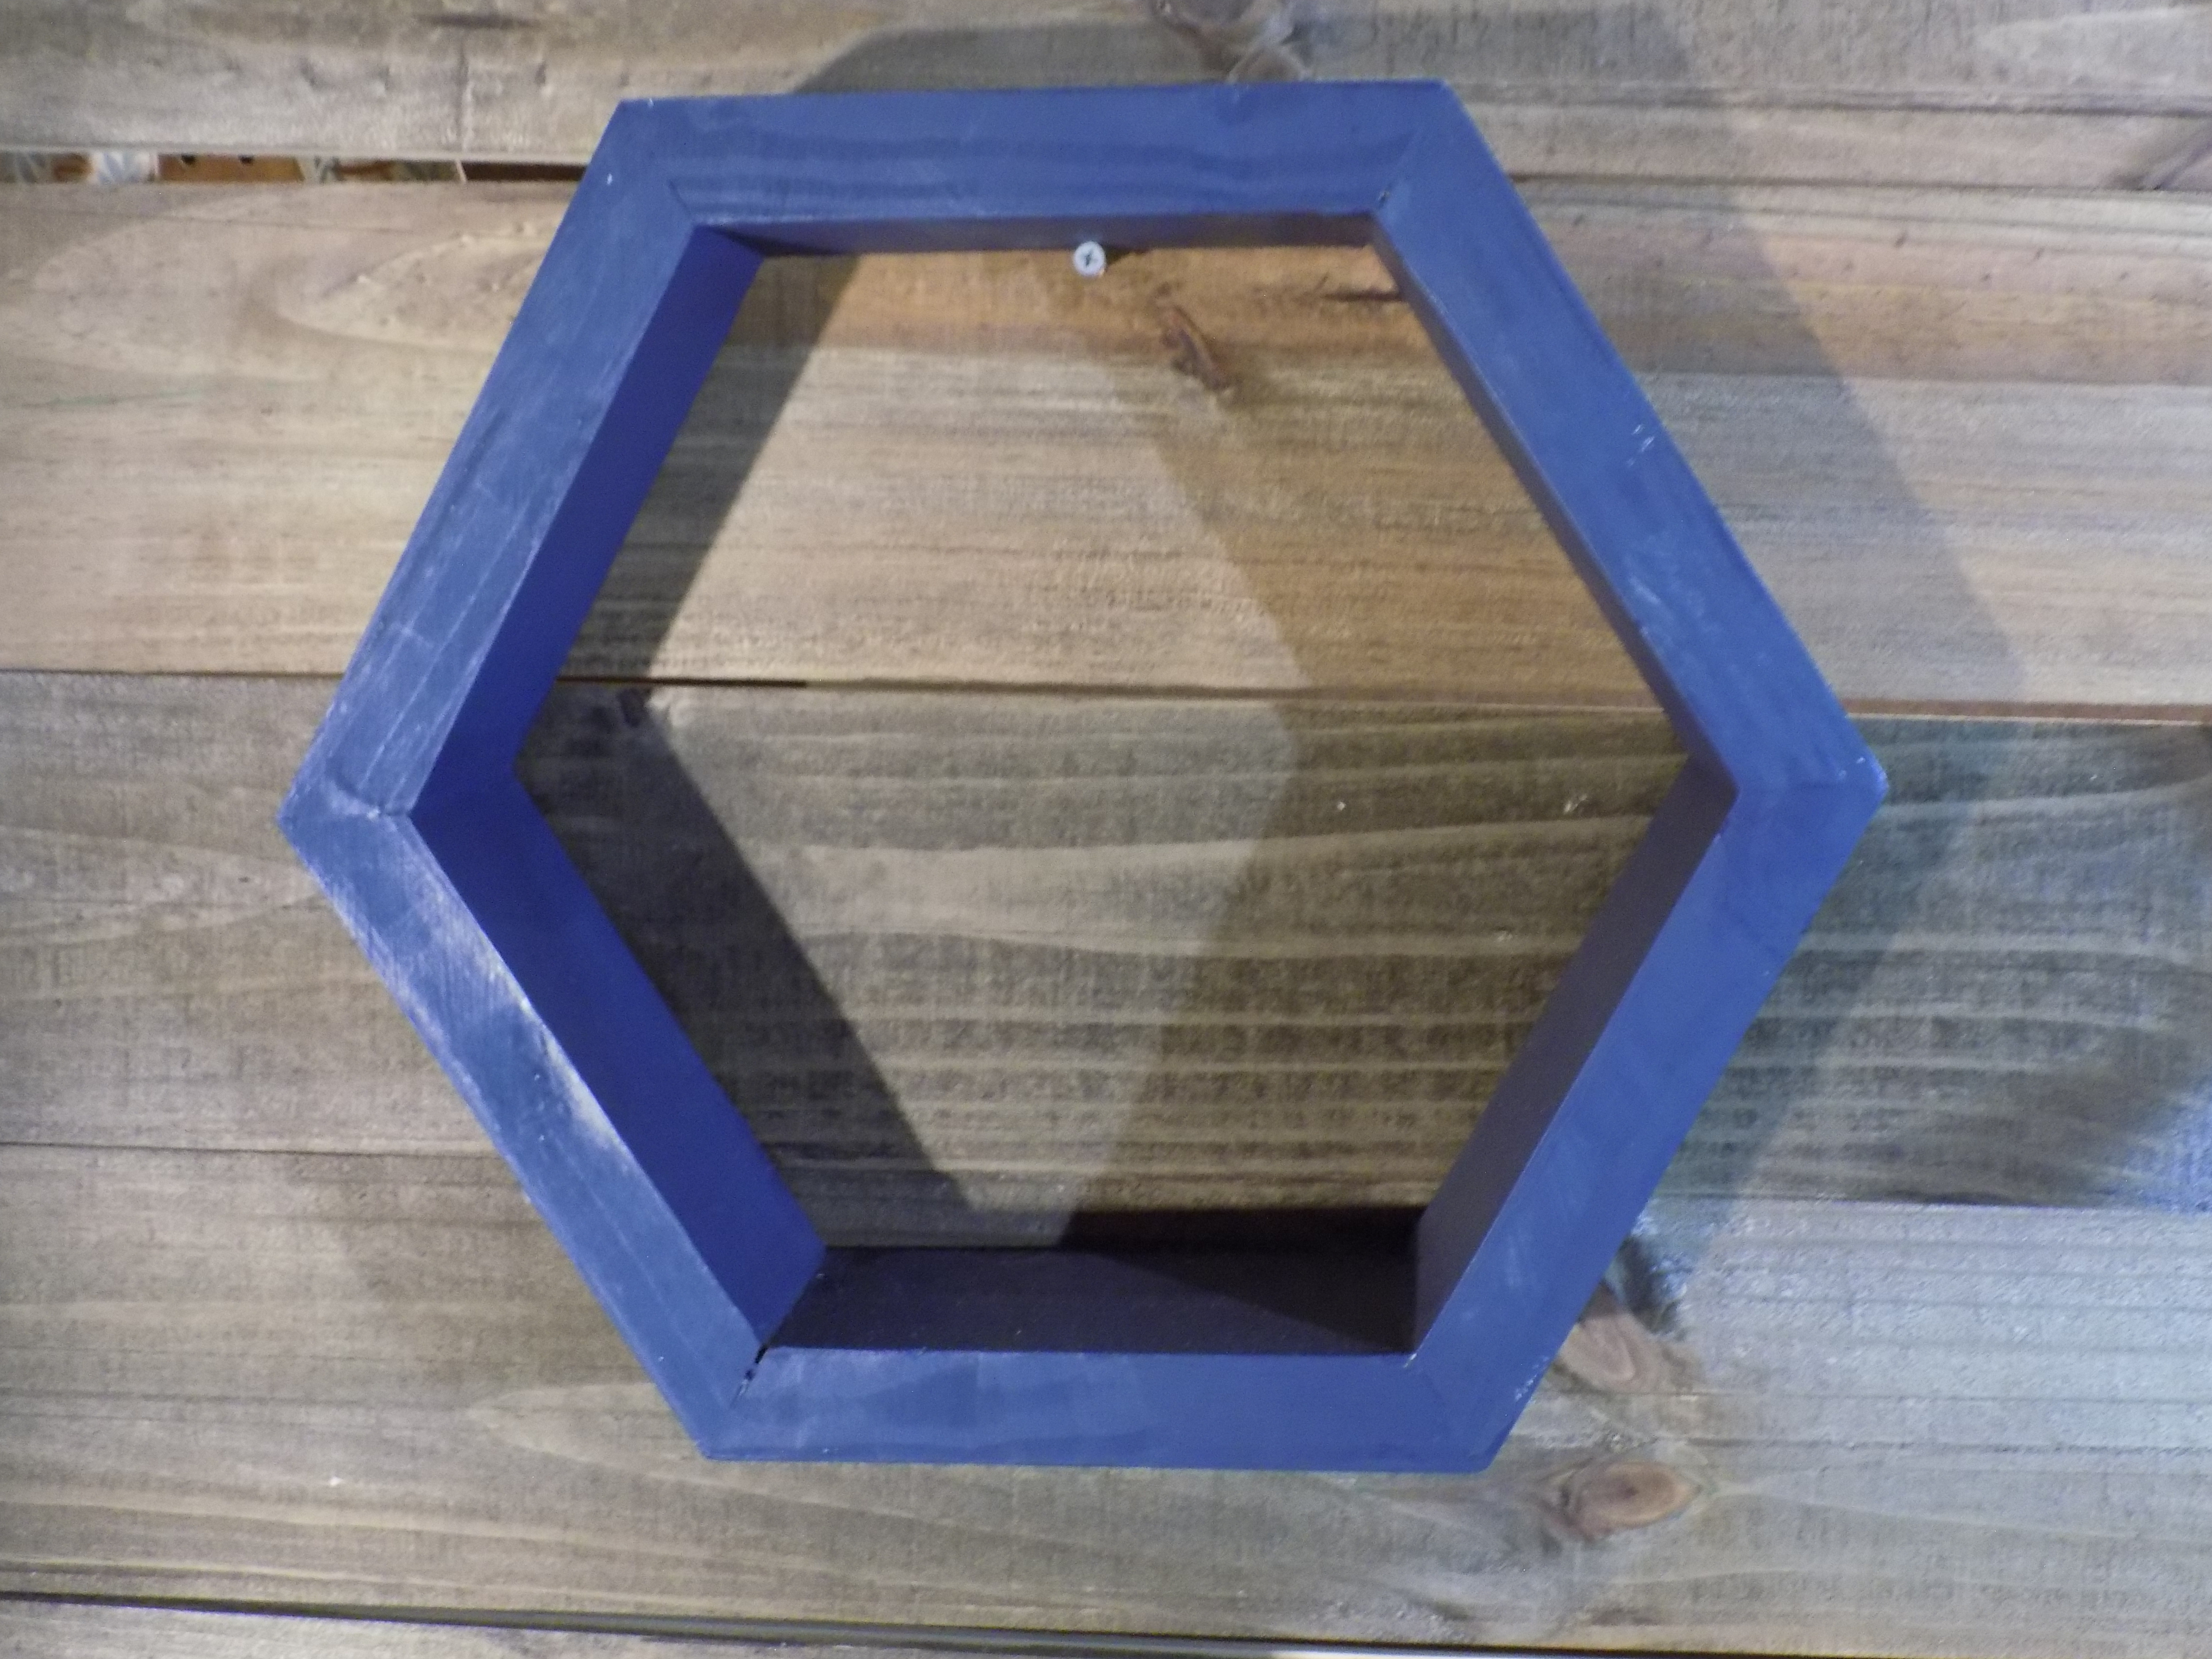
<box><xmin>281</xmin><ymin>82</ymin><xmax>1885</xmax><ymax>1471</ymax></box>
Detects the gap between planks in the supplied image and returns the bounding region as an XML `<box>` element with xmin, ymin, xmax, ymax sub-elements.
<box><xmin>5</xmin><ymin>0</ymin><xmax>2212</xmax><ymax>190</ymax></box>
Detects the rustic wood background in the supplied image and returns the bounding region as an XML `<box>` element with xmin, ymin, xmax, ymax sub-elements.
<box><xmin>5</xmin><ymin>3</ymin><xmax>2212</xmax><ymax>1655</ymax></box>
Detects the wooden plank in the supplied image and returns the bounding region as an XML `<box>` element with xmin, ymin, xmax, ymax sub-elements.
<box><xmin>7</xmin><ymin>1149</ymin><xmax>2212</xmax><ymax>1654</ymax></box>
<box><xmin>6</xmin><ymin>0</ymin><xmax>2212</xmax><ymax>190</ymax></box>
<box><xmin>5</xmin><ymin>673</ymin><xmax>2209</xmax><ymax>1646</ymax></box>
<box><xmin>0</xmin><ymin>1600</ymin><xmax>889</xmax><ymax>1658</ymax></box>
<box><xmin>0</xmin><ymin>1602</ymin><xmax>1613</xmax><ymax>1659</ymax></box>
<box><xmin>5</xmin><ymin>185</ymin><xmax>2212</xmax><ymax>711</ymax></box>
<box><xmin>5</xmin><ymin>672</ymin><xmax>2206</xmax><ymax>1228</ymax></box>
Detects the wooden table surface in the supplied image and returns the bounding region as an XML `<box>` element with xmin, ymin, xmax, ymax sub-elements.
<box><xmin>5</xmin><ymin>5</ymin><xmax>2212</xmax><ymax>1656</ymax></box>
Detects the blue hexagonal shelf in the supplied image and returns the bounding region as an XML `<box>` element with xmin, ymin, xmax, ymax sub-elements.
<box><xmin>281</xmin><ymin>82</ymin><xmax>1884</xmax><ymax>1471</ymax></box>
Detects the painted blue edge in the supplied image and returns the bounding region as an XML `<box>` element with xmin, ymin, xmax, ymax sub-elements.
<box><xmin>279</xmin><ymin>81</ymin><xmax>1885</xmax><ymax>1471</ymax></box>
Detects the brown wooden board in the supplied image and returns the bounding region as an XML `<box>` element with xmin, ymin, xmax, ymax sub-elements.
<box><xmin>5</xmin><ymin>0</ymin><xmax>2212</xmax><ymax>190</ymax></box>
<box><xmin>4</xmin><ymin>672</ymin><xmax>2210</xmax><ymax>1653</ymax></box>
<box><xmin>5</xmin><ymin>184</ymin><xmax>2212</xmax><ymax>712</ymax></box>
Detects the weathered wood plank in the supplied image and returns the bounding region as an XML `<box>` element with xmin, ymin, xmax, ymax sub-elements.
<box><xmin>5</xmin><ymin>184</ymin><xmax>2212</xmax><ymax>710</ymax></box>
<box><xmin>0</xmin><ymin>1600</ymin><xmax>871</xmax><ymax>1658</ymax></box>
<box><xmin>4</xmin><ymin>672</ymin><xmax>2206</xmax><ymax>1230</ymax></box>
<box><xmin>0</xmin><ymin>1601</ymin><xmax>1601</xmax><ymax>1659</ymax></box>
<box><xmin>6</xmin><ymin>0</ymin><xmax>2212</xmax><ymax>190</ymax></box>
<box><xmin>7</xmin><ymin>1150</ymin><xmax>2212</xmax><ymax>1656</ymax></box>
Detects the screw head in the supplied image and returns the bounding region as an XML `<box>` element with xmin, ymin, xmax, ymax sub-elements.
<box><xmin>1072</xmin><ymin>240</ymin><xmax>1109</xmax><ymax>278</ymax></box>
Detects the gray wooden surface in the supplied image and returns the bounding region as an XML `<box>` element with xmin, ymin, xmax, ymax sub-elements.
<box><xmin>5</xmin><ymin>185</ymin><xmax>2212</xmax><ymax>711</ymax></box>
<box><xmin>0</xmin><ymin>1602</ymin><xmax>933</xmax><ymax>1658</ymax></box>
<box><xmin>6</xmin><ymin>0</ymin><xmax>2212</xmax><ymax>190</ymax></box>
<box><xmin>12</xmin><ymin>1129</ymin><xmax>2212</xmax><ymax>1651</ymax></box>
<box><xmin>4</xmin><ymin>672</ymin><xmax>2210</xmax><ymax>1653</ymax></box>
<box><xmin>0</xmin><ymin>1601</ymin><xmax>1615</xmax><ymax>1657</ymax></box>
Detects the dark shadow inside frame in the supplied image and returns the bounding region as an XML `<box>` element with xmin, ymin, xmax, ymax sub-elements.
<box><xmin>784</xmin><ymin>1223</ymin><xmax>1421</xmax><ymax>1355</ymax></box>
<box><xmin>521</xmin><ymin>242</ymin><xmax>1480</xmax><ymax>1360</ymax></box>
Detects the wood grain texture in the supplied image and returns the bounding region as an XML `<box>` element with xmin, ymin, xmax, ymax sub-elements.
<box><xmin>0</xmin><ymin>1601</ymin><xmax>888</xmax><ymax>1658</ymax></box>
<box><xmin>8</xmin><ymin>1153</ymin><xmax>2212</xmax><ymax>1655</ymax></box>
<box><xmin>5</xmin><ymin>0</ymin><xmax>2212</xmax><ymax>189</ymax></box>
<box><xmin>5</xmin><ymin>672</ymin><xmax>2210</xmax><ymax>1649</ymax></box>
<box><xmin>0</xmin><ymin>1602</ymin><xmax>1621</xmax><ymax>1659</ymax></box>
<box><xmin>5</xmin><ymin>673</ymin><xmax>2206</xmax><ymax>1227</ymax></box>
<box><xmin>5</xmin><ymin>184</ymin><xmax>2212</xmax><ymax>711</ymax></box>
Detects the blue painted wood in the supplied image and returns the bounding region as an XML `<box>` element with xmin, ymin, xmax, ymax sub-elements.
<box><xmin>281</xmin><ymin>81</ymin><xmax>1885</xmax><ymax>1471</ymax></box>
